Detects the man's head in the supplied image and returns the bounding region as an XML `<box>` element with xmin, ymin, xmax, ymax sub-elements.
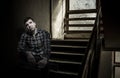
<box><xmin>24</xmin><ymin>17</ymin><xmax>36</xmax><ymax>34</ymax></box>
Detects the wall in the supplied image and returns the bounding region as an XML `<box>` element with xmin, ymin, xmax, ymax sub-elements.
<box><xmin>101</xmin><ymin>0</ymin><xmax>120</xmax><ymax>49</ymax></box>
<box><xmin>99</xmin><ymin>0</ymin><xmax>120</xmax><ymax>78</ymax></box>
<box><xmin>98</xmin><ymin>50</ymin><xmax>112</xmax><ymax>78</ymax></box>
<box><xmin>51</xmin><ymin>0</ymin><xmax>65</xmax><ymax>39</ymax></box>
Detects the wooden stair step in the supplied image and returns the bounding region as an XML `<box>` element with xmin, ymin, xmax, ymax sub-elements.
<box><xmin>49</xmin><ymin>62</ymin><xmax>82</xmax><ymax>73</ymax></box>
<box><xmin>51</xmin><ymin>39</ymin><xmax>89</xmax><ymax>46</ymax></box>
<box><xmin>66</xmin><ymin>30</ymin><xmax>92</xmax><ymax>32</ymax></box>
<box><xmin>50</xmin><ymin>53</ymin><xmax>84</xmax><ymax>62</ymax></box>
<box><xmin>49</xmin><ymin>59</ymin><xmax>82</xmax><ymax>65</ymax></box>
<box><xmin>64</xmin><ymin>32</ymin><xmax>91</xmax><ymax>35</ymax></box>
<box><xmin>65</xmin><ymin>24</ymin><xmax>94</xmax><ymax>27</ymax></box>
<box><xmin>68</xmin><ymin>9</ymin><xmax>97</xmax><ymax>14</ymax></box>
<box><xmin>51</xmin><ymin>52</ymin><xmax>85</xmax><ymax>56</ymax></box>
<box><xmin>64</xmin><ymin>34</ymin><xmax>91</xmax><ymax>39</ymax></box>
<box><xmin>64</xmin><ymin>33</ymin><xmax>91</xmax><ymax>39</ymax></box>
<box><xmin>68</xmin><ymin>17</ymin><xmax>96</xmax><ymax>20</ymax></box>
<box><xmin>51</xmin><ymin>39</ymin><xmax>89</xmax><ymax>41</ymax></box>
<box><xmin>51</xmin><ymin>45</ymin><xmax>87</xmax><ymax>48</ymax></box>
<box><xmin>49</xmin><ymin>70</ymin><xmax>78</xmax><ymax>76</ymax></box>
<box><xmin>51</xmin><ymin>46</ymin><xmax>86</xmax><ymax>53</ymax></box>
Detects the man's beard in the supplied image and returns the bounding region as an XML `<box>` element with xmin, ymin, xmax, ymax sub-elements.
<box><xmin>26</xmin><ymin>29</ymin><xmax>34</xmax><ymax>35</ymax></box>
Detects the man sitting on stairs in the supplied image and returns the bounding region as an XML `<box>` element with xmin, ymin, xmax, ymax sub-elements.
<box><xmin>17</xmin><ymin>17</ymin><xmax>51</xmax><ymax>77</ymax></box>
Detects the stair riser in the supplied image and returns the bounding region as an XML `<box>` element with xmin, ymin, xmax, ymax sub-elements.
<box><xmin>51</xmin><ymin>47</ymin><xmax>86</xmax><ymax>54</ymax></box>
<box><xmin>49</xmin><ymin>62</ymin><xmax>82</xmax><ymax>73</ymax></box>
<box><xmin>50</xmin><ymin>54</ymin><xmax>84</xmax><ymax>62</ymax></box>
<box><xmin>49</xmin><ymin>72</ymin><xmax>78</xmax><ymax>78</ymax></box>
<box><xmin>51</xmin><ymin>41</ymin><xmax>88</xmax><ymax>46</ymax></box>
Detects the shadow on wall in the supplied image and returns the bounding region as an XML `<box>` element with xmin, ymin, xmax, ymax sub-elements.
<box><xmin>16</xmin><ymin>28</ymin><xmax>25</xmax><ymax>41</ymax></box>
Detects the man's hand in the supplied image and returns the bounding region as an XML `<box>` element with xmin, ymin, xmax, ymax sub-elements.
<box><xmin>26</xmin><ymin>51</ymin><xmax>36</xmax><ymax>64</ymax></box>
<box><xmin>37</xmin><ymin>57</ymin><xmax>47</xmax><ymax>68</ymax></box>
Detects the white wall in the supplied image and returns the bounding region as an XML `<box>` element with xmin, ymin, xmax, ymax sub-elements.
<box><xmin>52</xmin><ymin>0</ymin><xmax>65</xmax><ymax>39</ymax></box>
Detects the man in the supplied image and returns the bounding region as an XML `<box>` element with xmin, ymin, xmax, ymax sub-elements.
<box><xmin>17</xmin><ymin>17</ymin><xmax>51</xmax><ymax>75</ymax></box>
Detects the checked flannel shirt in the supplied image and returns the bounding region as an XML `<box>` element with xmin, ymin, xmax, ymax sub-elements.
<box><xmin>17</xmin><ymin>28</ymin><xmax>51</xmax><ymax>59</ymax></box>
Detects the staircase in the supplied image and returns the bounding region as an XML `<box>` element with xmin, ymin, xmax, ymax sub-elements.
<box><xmin>64</xmin><ymin>9</ymin><xmax>97</xmax><ymax>39</ymax></box>
<box><xmin>49</xmin><ymin>9</ymin><xmax>97</xmax><ymax>78</ymax></box>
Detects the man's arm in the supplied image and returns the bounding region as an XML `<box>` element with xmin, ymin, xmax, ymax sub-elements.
<box><xmin>17</xmin><ymin>33</ymin><xmax>36</xmax><ymax>64</ymax></box>
<box><xmin>37</xmin><ymin>31</ymin><xmax>51</xmax><ymax>68</ymax></box>
<box><xmin>17</xmin><ymin>33</ymin><xmax>26</xmax><ymax>53</ymax></box>
<box><xmin>43</xmin><ymin>31</ymin><xmax>51</xmax><ymax>60</ymax></box>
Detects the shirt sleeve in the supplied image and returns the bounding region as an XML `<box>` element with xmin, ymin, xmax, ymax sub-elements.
<box><xmin>43</xmin><ymin>30</ymin><xmax>51</xmax><ymax>60</ymax></box>
<box><xmin>17</xmin><ymin>33</ymin><xmax>27</xmax><ymax>53</ymax></box>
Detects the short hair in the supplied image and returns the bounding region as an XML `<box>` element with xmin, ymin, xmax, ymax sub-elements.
<box><xmin>24</xmin><ymin>17</ymin><xmax>34</xmax><ymax>24</ymax></box>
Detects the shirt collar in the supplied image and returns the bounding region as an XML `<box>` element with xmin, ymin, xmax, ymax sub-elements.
<box><xmin>32</xmin><ymin>28</ymin><xmax>38</xmax><ymax>36</ymax></box>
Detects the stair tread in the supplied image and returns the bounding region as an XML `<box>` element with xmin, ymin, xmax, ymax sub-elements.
<box><xmin>49</xmin><ymin>69</ymin><xmax>78</xmax><ymax>76</ymax></box>
<box><xmin>68</xmin><ymin>9</ymin><xmax>97</xmax><ymax>14</ymax></box>
<box><xmin>51</xmin><ymin>51</ymin><xmax>85</xmax><ymax>56</ymax></box>
<box><xmin>66</xmin><ymin>24</ymin><xmax>94</xmax><ymax>27</ymax></box>
<box><xmin>51</xmin><ymin>45</ymin><xmax>87</xmax><ymax>48</ymax></box>
<box><xmin>66</xmin><ymin>30</ymin><xmax>92</xmax><ymax>32</ymax></box>
<box><xmin>65</xmin><ymin>30</ymin><xmax>92</xmax><ymax>33</ymax></box>
<box><xmin>49</xmin><ymin>59</ymin><xmax>82</xmax><ymax>65</ymax></box>
<box><xmin>68</xmin><ymin>17</ymin><xmax>96</xmax><ymax>20</ymax></box>
<box><xmin>64</xmin><ymin>33</ymin><xmax>91</xmax><ymax>39</ymax></box>
<box><xmin>51</xmin><ymin>39</ymin><xmax>89</xmax><ymax>42</ymax></box>
<box><xmin>63</xmin><ymin>39</ymin><xmax>89</xmax><ymax>42</ymax></box>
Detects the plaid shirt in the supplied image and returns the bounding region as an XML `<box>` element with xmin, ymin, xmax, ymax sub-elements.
<box><xmin>17</xmin><ymin>29</ymin><xmax>51</xmax><ymax>59</ymax></box>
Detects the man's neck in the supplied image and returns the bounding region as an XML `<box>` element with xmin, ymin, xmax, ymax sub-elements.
<box><xmin>33</xmin><ymin>28</ymin><xmax>37</xmax><ymax>36</ymax></box>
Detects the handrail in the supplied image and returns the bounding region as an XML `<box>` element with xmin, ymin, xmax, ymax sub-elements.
<box><xmin>81</xmin><ymin>1</ymin><xmax>102</xmax><ymax>78</ymax></box>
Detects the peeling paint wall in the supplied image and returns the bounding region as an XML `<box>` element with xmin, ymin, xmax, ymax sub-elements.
<box><xmin>52</xmin><ymin>0</ymin><xmax>65</xmax><ymax>39</ymax></box>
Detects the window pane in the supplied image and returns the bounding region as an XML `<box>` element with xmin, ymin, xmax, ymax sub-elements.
<box><xmin>115</xmin><ymin>67</ymin><xmax>120</xmax><ymax>78</ymax></box>
<box><xmin>115</xmin><ymin>51</ymin><xmax>120</xmax><ymax>63</ymax></box>
<box><xmin>69</xmin><ymin>0</ymin><xmax>96</xmax><ymax>10</ymax></box>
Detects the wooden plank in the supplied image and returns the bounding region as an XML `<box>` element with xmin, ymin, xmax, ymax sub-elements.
<box><xmin>68</xmin><ymin>18</ymin><xmax>96</xmax><ymax>20</ymax></box>
<box><xmin>65</xmin><ymin>24</ymin><xmax>94</xmax><ymax>27</ymax></box>
<box><xmin>68</xmin><ymin>9</ymin><xmax>97</xmax><ymax>14</ymax></box>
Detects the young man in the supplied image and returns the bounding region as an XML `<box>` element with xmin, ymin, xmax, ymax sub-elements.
<box><xmin>17</xmin><ymin>17</ymin><xmax>51</xmax><ymax>75</ymax></box>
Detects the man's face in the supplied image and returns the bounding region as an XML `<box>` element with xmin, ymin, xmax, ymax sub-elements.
<box><xmin>25</xmin><ymin>19</ymin><xmax>36</xmax><ymax>32</ymax></box>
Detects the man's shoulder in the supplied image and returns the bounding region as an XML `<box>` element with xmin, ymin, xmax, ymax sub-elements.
<box><xmin>37</xmin><ymin>29</ymin><xmax>50</xmax><ymax>37</ymax></box>
<box><xmin>20</xmin><ymin>32</ymin><xmax>28</xmax><ymax>37</ymax></box>
<box><xmin>38</xmin><ymin>29</ymin><xmax>49</xmax><ymax>34</ymax></box>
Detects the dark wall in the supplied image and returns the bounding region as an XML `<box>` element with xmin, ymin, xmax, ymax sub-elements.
<box><xmin>12</xmin><ymin>0</ymin><xmax>50</xmax><ymax>32</ymax></box>
<box><xmin>1</xmin><ymin>0</ymin><xmax>14</xmax><ymax>72</ymax></box>
<box><xmin>1</xmin><ymin>0</ymin><xmax>50</xmax><ymax>72</ymax></box>
<box><xmin>101</xmin><ymin>0</ymin><xmax>120</xmax><ymax>50</ymax></box>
